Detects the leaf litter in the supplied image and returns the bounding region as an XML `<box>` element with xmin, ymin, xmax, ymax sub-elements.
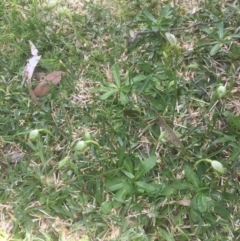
<box><xmin>33</xmin><ymin>71</ymin><xmax>63</xmax><ymax>97</ymax></box>
<box><xmin>22</xmin><ymin>41</ymin><xmax>41</xmax><ymax>105</ymax></box>
<box><xmin>8</xmin><ymin>152</ymin><xmax>26</xmax><ymax>164</ymax></box>
<box><xmin>157</xmin><ymin>114</ymin><xmax>183</xmax><ymax>148</ymax></box>
<box><xmin>22</xmin><ymin>41</ymin><xmax>64</xmax><ymax>104</ymax></box>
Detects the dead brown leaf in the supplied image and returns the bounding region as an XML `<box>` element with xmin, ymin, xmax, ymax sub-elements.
<box><xmin>178</xmin><ymin>199</ymin><xmax>191</xmax><ymax>206</ymax></box>
<box><xmin>28</xmin><ymin>86</ymin><xmax>41</xmax><ymax>105</ymax></box>
<box><xmin>8</xmin><ymin>152</ymin><xmax>26</xmax><ymax>164</ymax></box>
<box><xmin>158</xmin><ymin>115</ymin><xmax>183</xmax><ymax>148</ymax></box>
<box><xmin>33</xmin><ymin>71</ymin><xmax>63</xmax><ymax>97</ymax></box>
<box><xmin>158</xmin><ymin>199</ymin><xmax>190</xmax><ymax>207</ymax></box>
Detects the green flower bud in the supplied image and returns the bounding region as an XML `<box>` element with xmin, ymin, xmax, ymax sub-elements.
<box><xmin>59</xmin><ymin>6</ymin><xmax>71</xmax><ymax>16</ymax></box>
<box><xmin>84</xmin><ymin>131</ymin><xmax>91</xmax><ymax>141</ymax></box>
<box><xmin>46</xmin><ymin>0</ymin><xmax>58</xmax><ymax>9</ymax></box>
<box><xmin>162</xmin><ymin>51</ymin><xmax>168</xmax><ymax>58</ymax></box>
<box><xmin>75</xmin><ymin>140</ymin><xmax>87</xmax><ymax>152</ymax></box>
<box><xmin>211</xmin><ymin>160</ymin><xmax>224</xmax><ymax>174</ymax></box>
<box><xmin>165</xmin><ymin>32</ymin><xmax>177</xmax><ymax>46</ymax></box>
<box><xmin>216</xmin><ymin>85</ymin><xmax>226</xmax><ymax>99</ymax></box>
<box><xmin>29</xmin><ymin>129</ymin><xmax>40</xmax><ymax>141</ymax></box>
<box><xmin>58</xmin><ymin>157</ymin><xmax>70</xmax><ymax>169</ymax></box>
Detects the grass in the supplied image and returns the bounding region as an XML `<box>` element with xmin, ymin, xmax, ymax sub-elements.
<box><xmin>1</xmin><ymin>0</ymin><xmax>240</xmax><ymax>240</ymax></box>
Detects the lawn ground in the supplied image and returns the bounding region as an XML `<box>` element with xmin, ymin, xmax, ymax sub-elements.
<box><xmin>0</xmin><ymin>0</ymin><xmax>240</xmax><ymax>240</ymax></box>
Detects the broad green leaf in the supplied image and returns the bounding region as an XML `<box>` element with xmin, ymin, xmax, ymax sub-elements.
<box><xmin>100</xmin><ymin>89</ymin><xmax>118</xmax><ymax>100</ymax></box>
<box><xmin>211</xmin><ymin>135</ymin><xmax>236</xmax><ymax>145</ymax></box>
<box><xmin>121</xmin><ymin>169</ymin><xmax>134</xmax><ymax>179</ymax></box>
<box><xmin>138</xmin><ymin>61</ymin><xmax>152</xmax><ymax>73</ymax></box>
<box><xmin>116</xmin><ymin>146</ymin><xmax>126</xmax><ymax>163</ymax></box>
<box><xmin>138</xmin><ymin>74</ymin><xmax>153</xmax><ymax>93</ymax></box>
<box><xmin>132</xmin><ymin>74</ymin><xmax>146</xmax><ymax>83</ymax></box>
<box><xmin>210</xmin><ymin>43</ymin><xmax>220</xmax><ymax>56</ymax></box>
<box><xmin>214</xmin><ymin>204</ymin><xmax>231</xmax><ymax>219</ymax></box>
<box><xmin>120</xmin><ymin>92</ymin><xmax>129</xmax><ymax>105</ymax></box>
<box><xmin>135</xmin><ymin>181</ymin><xmax>157</xmax><ymax>193</ymax></box>
<box><xmin>221</xmin><ymin>191</ymin><xmax>239</xmax><ymax>201</ymax></box>
<box><xmin>217</xmin><ymin>22</ymin><xmax>224</xmax><ymax>39</ymax></box>
<box><xmin>106</xmin><ymin>178</ymin><xmax>127</xmax><ymax>191</ymax></box>
<box><xmin>200</xmin><ymin>27</ymin><xmax>212</xmax><ymax>35</ymax></box>
<box><xmin>95</xmin><ymin>181</ymin><xmax>103</xmax><ymax>204</ymax></box>
<box><xmin>191</xmin><ymin>193</ymin><xmax>208</xmax><ymax>213</ymax></box>
<box><xmin>143</xmin><ymin>9</ymin><xmax>157</xmax><ymax>23</ymax></box>
<box><xmin>230</xmin><ymin>34</ymin><xmax>240</xmax><ymax>38</ymax></box>
<box><xmin>161</xmin><ymin>5</ymin><xmax>172</xmax><ymax>18</ymax></box>
<box><xmin>121</xmin><ymin>86</ymin><xmax>131</xmax><ymax>93</ymax></box>
<box><xmin>113</xmin><ymin>184</ymin><xmax>132</xmax><ymax>203</ymax></box>
<box><xmin>171</xmin><ymin>181</ymin><xmax>194</xmax><ymax>190</ymax></box>
<box><xmin>111</xmin><ymin>64</ymin><xmax>121</xmax><ymax>88</ymax></box>
<box><xmin>135</xmin><ymin>156</ymin><xmax>157</xmax><ymax>180</ymax></box>
<box><xmin>184</xmin><ymin>165</ymin><xmax>200</xmax><ymax>189</ymax></box>
<box><xmin>106</xmin><ymin>182</ymin><xmax>126</xmax><ymax>192</ymax></box>
<box><xmin>190</xmin><ymin>209</ymin><xmax>202</xmax><ymax>223</ymax></box>
<box><xmin>161</xmin><ymin>185</ymin><xmax>176</xmax><ymax>196</ymax></box>
<box><xmin>100</xmin><ymin>201</ymin><xmax>112</xmax><ymax>214</ymax></box>
<box><xmin>123</xmin><ymin>158</ymin><xmax>134</xmax><ymax>174</ymax></box>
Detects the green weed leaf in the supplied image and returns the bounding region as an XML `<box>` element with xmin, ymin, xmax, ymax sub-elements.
<box><xmin>217</xmin><ymin>22</ymin><xmax>224</xmax><ymax>39</ymax></box>
<box><xmin>138</xmin><ymin>74</ymin><xmax>153</xmax><ymax>93</ymax></box>
<box><xmin>132</xmin><ymin>74</ymin><xmax>146</xmax><ymax>83</ymax></box>
<box><xmin>111</xmin><ymin>64</ymin><xmax>121</xmax><ymax>88</ymax></box>
<box><xmin>171</xmin><ymin>181</ymin><xmax>194</xmax><ymax>190</ymax></box>
<box><xmin>184</xmin><ymin>166</ymin><xmax>200</xmax><ymax>189</ymax></box>
<box><xmin>106</xmin><ymin>178</ymin><xmax>128</xmax><ymax>191</ymax></box>
<box><xmin>161</xmin><ymin>185</ymin><xmax>176</xmax><ymax>196</ymax></box>
<box><xmin>191</xmin><ymin>193</ymin><xmax>208</xmax><ymax>213</ymax></box>
<box><xmin>120</xmin><ymin>92</ymin><xmax>129</xmax><ymax>105</ymax></box>
<box><xmin>135</xmin><ymin>181</ymin><xmax>157</xmax><ymax>193</ymax></box>
<box><xmin>100</xmin><ymin>201</ymin><xmax>113</xmax><ymax>214</ymax></box>
<box><xmin>190</xmin><ymin>209</ymin><xmax>202</xmax><ymax>223</ymax></box>
<box><xmin>123</xmin><ymin>159</ymin><xmax>134</xmax><ymax>174</ymax></box>
<box><xmin>135</xmin><ymin>156</ymin><xmax>157</xmax><ymax>180</ymax></box>
<box><xmin>210</xmin><ymin>43</ymin><xmax>220</xmax><ymax>56</ymax></box>
<box><xmin>143</xmin><ymin>9</ymin><xmax>157</xmax><ymax>23</ymax></box>
<box><xmin>113</xmin><ymin>184</ymin><xmax>132</xmax><ymax>203</ymax></box>
<box><xmin>100</xmin><ymin>89</ymin><xmax>118</xmax><ymax>100</ymax></box>
<box><xmin>214</xmin><ymin>204</ymin><xmax>231</xmax><ymax>219</ymax></box>
<box><xmin>121</xmin><ymin>169</ymin><xmax>135</xmax><ymax>179</ymax></box>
